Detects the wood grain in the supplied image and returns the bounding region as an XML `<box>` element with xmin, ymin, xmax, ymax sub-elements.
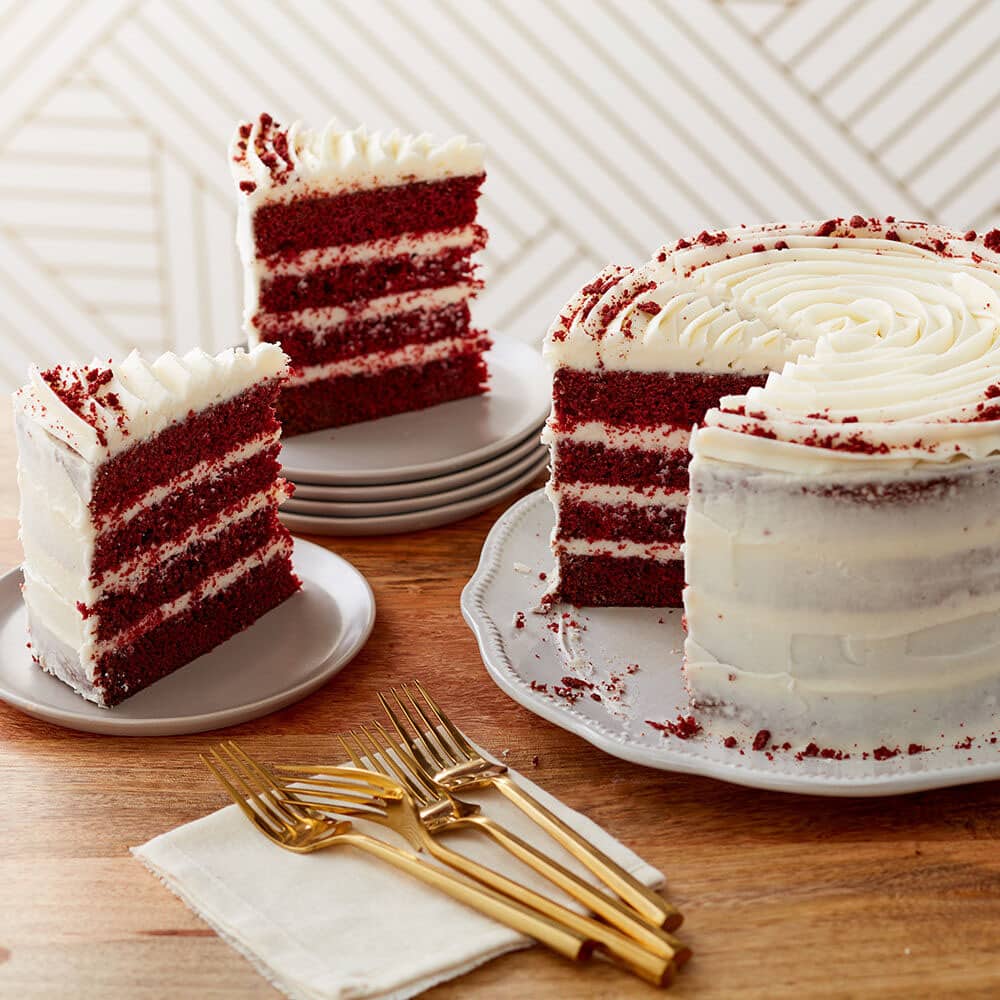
<box><xmin>1</xmin><ymin>406</ymin><xmax>999</xmax><ymax>1000</ymax></box>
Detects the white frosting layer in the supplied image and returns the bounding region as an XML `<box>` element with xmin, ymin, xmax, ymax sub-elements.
<box><xmin>553</xmin><ymin>538</ymin><xmax>682</xmax><ymax>562</ymax></box>
<box><xmin>684</xmin><ymin>451</ymin><xmax>1000</xmax><ymax>747</ymax></box>
<box><xmin>251</xmin><ymin>284</ymin><xmax>481</xmax><ymax>342</ymax></box>
<box><xmin>542</xmin><ymin>421</ymin><xmax>691</xmax><ymax>452</ymax></box>
<box><xmin>12</xmin><ymin>343</ymin><xmax>287</xmax><ymax>464</ymax></box>
<box><xmin>548</xmin><ymin>482</ymin><xmax>688</xmax><ymax>509</ymax></box>
<box><xmin>252</xmin><ymin>224</ymin><xmax>485</xmax><ymax>276</ymax></box>
<box><xmin>230</xmin><ymin>116</ymin><xmax>484</xmax><ymax>206</ymax></box>
<box><xmin>545</xmin><ymin>220</ymin><xmax>1000</xmax><ymax>471</ymax></box>
<box><xmin>286</xmin><ymin>335</ymin><xmax>483</xmax><ymax>387</ymax></box>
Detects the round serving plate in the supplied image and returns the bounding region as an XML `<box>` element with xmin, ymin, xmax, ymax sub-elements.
<box><xmin>282</xmin><ymin>445</ymin><xmax>548</xmax><ymax>517</ymax></box>
<box><xmin>279</xmin><ymin>455</ymin><xmax>547</xmax><ymax>537</ymax></box>
<box><xmin>288</xmin><ymin>433</ymin><xmax>545</xmax><ymax>502</ymax></box>
<box><xmin>279</xmin><ymin>335</ymin><xmax>549</xmax><ymax>486</ymax></box>
<box><xmin>460</xmin><ymin>489</ymin><xmax>1000</xmax><ymax>797</ymax></box>
<box><xmin>0</xmin><ymin>540</ymin><xmax>375</xmax><ymax>736</ymax></box>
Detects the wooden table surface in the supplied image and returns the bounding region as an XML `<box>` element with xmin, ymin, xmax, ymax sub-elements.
<box><xmin>2</xmin><ymin>409</ymin><xmax>999</xmax><ymax>1000</ymax></box>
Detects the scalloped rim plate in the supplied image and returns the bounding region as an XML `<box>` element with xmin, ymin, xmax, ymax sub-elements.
<box><xmin>0</xmin><ymin>540</ymin><xmax>375</xmax><ymax>736</ymax></box>
<box><xmin>461</xmin><ymin>490</ymin><xmax>1000</xmax><ymax>797</ymax></box>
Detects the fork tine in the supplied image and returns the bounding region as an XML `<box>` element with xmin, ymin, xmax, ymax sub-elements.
<box><xmin>206</xmin><ymin>746</ymin><xmax>290</xmax><ymax>835</ymax></box>
<box><xmin>338</xmin><ymin>732</ymin><xmax>366</xmax><ymax>770</ymax></box>
<box><xmin>371</xmin><ymin>721</ymin><xmax>442</xmax><ymax>799</ymax></box>
<box><xmin>361</xmin><ymin>723</ymin><xmax>433</xmax><ymax>805</ymax></box>
<box><xmin>397</xmin><ymin>685</ymin><xmax>458</xmax><ymax>767</ymax></box>
<box><xmin>224</xmin><ymin>742</ymin><xmax>310</xmax><ymax>824</ymax></box>
<box><xmin>378</xmin><ymin>689</ymin><xmax>444</xmax><ymax>773</ymax></box>
<box><xmin>413</xmin><ymin>680</ymin><xmax>478</xmax><ymax>760</ymax></box>
<box><xmin>201</xmin><ymin>753</ymin><xmax>263</xmax><ymax>827</ymax></box>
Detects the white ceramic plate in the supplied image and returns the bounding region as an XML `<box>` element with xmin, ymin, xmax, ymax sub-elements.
<box><xmin>288</xmin><ymin>433</ymin><xmax>545</xmax><ymax>502</ymax></box>
<box><xmin>279</xmin><ymin>455</ymin><xmax>547</xmax><ymax>537</ymax></box>
<box><xmin>282</xmin><ymin>445</ymin><xmax>548</xmax><ymax>517</ymax></box>
<box><xmin>0</xmin><ymin>540</ymin><xmax>375</xmax><ymax>736</ymax></box>
<box><xmin>279</xmin><ymin>336</ymin><xmax>549</xmax><ymax>486</ymax></box>
<box><xmin>461</xmin><ymin>490</ymin><xmax>1000</xmax><ymax>797</ymax></box>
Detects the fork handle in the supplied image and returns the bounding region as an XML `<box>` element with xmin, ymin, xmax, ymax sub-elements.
<box><xmin>337</xmin><ymin>831</ymin><xmax>592</xmax><ymax>964</ymax></box>
<box><xmin>459</xmin><ymin>815</ymin><xmax>688</xmax><ymax>964</ymax></box>
<box><xmin>491</xmin><ymin>773</ymin><xmax>682</xmax><ymax>931</ymax></box>
<box><xmin>419</xmin><ymin>833</ymin><xmax>676</xmax><ymax>986</ymax></box>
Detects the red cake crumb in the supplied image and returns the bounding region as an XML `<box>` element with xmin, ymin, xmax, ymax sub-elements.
<box><xmin>647</xmin><ymin>715</ymin><xmax>702</xmax><ymax>739</ymax></box>
<box><xmin>954</xmin><ymin>736</ymin><xmax>973</xmax><ymax>750</ymax></box>
<box><xmin>849</xmin><ymin>214</ymin><xmax>866</xmax><ymax>228</ymax></box>
<box><xmin>514</xmin><ymin>612</ymin><xmax>526</xmax><ymax>629</ymax></box>
<box><xmin>908</xmin><ymin>743</ymin><xmax>927</xmax><ymax>755</ymax></box>
<box><xmin>752</xmin><ymin>729</ymin><xmax>770</xmax><ymax>752</ymax></box>
<box><xmin>873</xmin><ymin>746</ymin><xmax>900</xmax><ymax>761</ymax></box>
<box><xmin>723</xmin><ymin>735</ymin><xmax>738</xmax><ymax>749</ymax></box>
<box><xmin>815</xmin><ymin>219</ymin><xmax>839</xmax><ymax>237</ymax></box>
<box><xmin>774</xmin><ymin>240</ymin><xmax>789</xmax><ymax>250</ymax></box>
<box><xmin>983</xmin><ymin>229</ymin><xmax>1000</xmax><ymax>253</ymax></box>
<box><xmin>695</xmin><ymin>229</ymin><xmax>727</xmax><ymax>246</ymax></box>
<box><xmin>529</xmin><ymin>680</ymin><xmax>547</xmax><ymax>692</ymax></box>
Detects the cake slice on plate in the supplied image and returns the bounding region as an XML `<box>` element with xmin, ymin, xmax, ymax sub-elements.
<box><xmin>231</xmin><ymin>113</ymin><xmax>490</xmax><ymax>434</ymax></box>
<box><xmin>14</xmin><ymin>343</ymin><xmax>300</xmax><ymax>707</ymax></box>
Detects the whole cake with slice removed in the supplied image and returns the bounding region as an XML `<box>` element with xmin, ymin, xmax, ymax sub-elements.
<box><xmin>14</xmin><ymin>344</ymin><xmax>300</xmax><ymax>707</ymax></box>
<box><xmin>544</xmin><ymin>218</ymin><xmax>1000</xmax><ymax>750</ymax></box>
<box><xmin>230</xmin><ymin>113</ymin><xmax>490</xmax><ymax>435</ymax></box>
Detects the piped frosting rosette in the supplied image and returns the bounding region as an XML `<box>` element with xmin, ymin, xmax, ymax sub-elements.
<box><xmin>544</xmin><ymin>218</ymin><xmax>1000</xmax><ymax>475</ymax></box>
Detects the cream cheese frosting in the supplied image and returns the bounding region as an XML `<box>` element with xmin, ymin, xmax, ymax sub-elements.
<box><xmin>12</xmin><ymin>343</ymin><xmax>288</xmax><ymax>464</ymax></box>
<box><xmin>229</xmin><ymin>113</ymin><xmax>484</xmax><ymax>206</ymax></box>
<box><xmin>545</xmin><ymin>219</ymin><xmax>1000</xmax><ymax>473</ymax></box>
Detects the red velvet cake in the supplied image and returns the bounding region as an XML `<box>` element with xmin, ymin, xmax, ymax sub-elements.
<box><xmin>230</xmin><ymin>113</ymin><xmax>491</xmax><ymax>435</ymax></box>
<box><xmin>14</xmin><ymin>344</ymin><xmax>300</xmax><ymax>706</ymax></box>
<box><xmin>542</xmin><ymin>264</ymin><xmax>767</xmax><ymax>607</ymax></box>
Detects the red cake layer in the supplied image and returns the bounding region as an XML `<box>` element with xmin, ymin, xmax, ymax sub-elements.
<box><xmin>551</xmin><ymin>369</ymin><xmax>768</xmax><ymax>429</ymax></box>
<box><xmin>258</xmin><ymin>244</ymin><xmax>478</xmax><ymax>314</ymax></box>
<box><xmin>92</xmin><ymin>552</ymin><xmax>299</xmax><ymax>706</ymax></box>
<box><xmin>92</xmin><ymin>446</ymin><xmax>282</xmax><ymax>577</ymax></box>
<box><xmin>553</xmin><ymin>441</ymin><xmax>690</xmax><ymax>488</ymax></box>
<box><xmin>252</xmin><ymin>175</ymin><xmax>485</xmax><ymax>257</ymax></box>
<box><xmin>91</xmin><ymin>382</ymin><xmax>281</xmax><ymax>517</ymax></box>
<box><xmin>556</xmin><ymin>553</ymin><xmax>685</xmax><ymax>607</ymax></box>
<box><xmin>556</xmin><ymin>499</ymin><xmax>685</xmax><ymax>544</ymax></box>
<box><xmin>258</xmin><ymin>302</ymin><xmax>471</xmax><ymax>368</ymax></box>
<box><xmin>280</xmin><ymin>343</ymin><xmax>490</xmax><ymax>434</ymax></box>
<box><xmin>91</xmin><ymin>507</ymin><xmax>280</xmax><ymax>641</ymax></box>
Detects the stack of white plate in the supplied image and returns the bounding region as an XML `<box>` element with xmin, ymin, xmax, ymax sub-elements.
<box><xmin>277</xmin><ymin>336</ymin><xmax>550</xmax><ymax>536</ymax></box>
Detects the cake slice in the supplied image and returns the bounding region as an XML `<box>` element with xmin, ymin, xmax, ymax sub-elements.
<box><xmin>14</xmin><ymin>343</ymin><xmax>300</xmax><ymax>707</ymax></box>
<box><xmin>230</xmin><ymin>113</ymin><xmax>491</xmax><ymax>435</ymax></box>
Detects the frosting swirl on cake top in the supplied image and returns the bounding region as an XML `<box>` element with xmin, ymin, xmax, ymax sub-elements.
<box><xmin>230</xmin><ymin>113</ymin><xmax>484</xmax><ymax>202</ymax></box>
<box><xmin>13</xmin><ymin>343</ymin><xmax>288</xmax><ymax>463</ymax></box>
<box><xmin>545</xmin><ymin>219</ymin><xmax>1000</xmax><ymax>471</ymax></box>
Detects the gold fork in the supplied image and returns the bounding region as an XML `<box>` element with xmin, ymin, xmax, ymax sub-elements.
<box><xmin>277</xmin><ymin>756</ymin><xmax>678</xmax><ymax>984</ymax></box>
<box><xmin>200</xmin><ymin>742</ymin><xmax>593</xmax><ymax>966</ymax></box>
<box><xmin>379</xmin><ymin>680</ymin><xmax>682</xmax><ymax>932</ymax></box>
<box><xmin>282</xmin><ymin>722</ymin><xmax>687</xmax><ymax>967</ymax></box>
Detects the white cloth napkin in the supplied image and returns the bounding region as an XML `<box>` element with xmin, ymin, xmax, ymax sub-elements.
<box><xmin>133</xmin><ymin>762</ymin><xmax>664</xmax><ymax>1000</ymax></box>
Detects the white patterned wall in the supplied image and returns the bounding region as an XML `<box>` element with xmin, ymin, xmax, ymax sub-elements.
<box><xmin>0</xmin><ymin>0</ymin><xmax>997</xmax><ymax>390</ymax></box>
